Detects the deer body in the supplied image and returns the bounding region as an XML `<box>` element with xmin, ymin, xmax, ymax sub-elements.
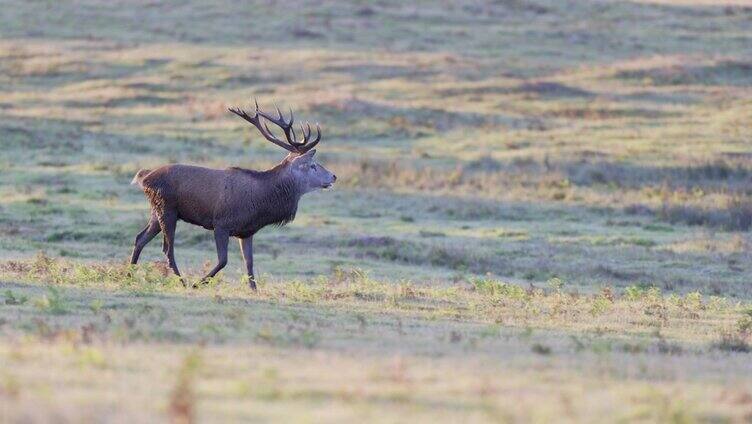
<box><xmin>129</xmin><ymin>101</ymin><xmax>335</xmax><ymax>289</ymax></box>
<box><xmin>135</xmin><ymin>164</ymin><xmax>300</xmax><ymax>236</ymax></box>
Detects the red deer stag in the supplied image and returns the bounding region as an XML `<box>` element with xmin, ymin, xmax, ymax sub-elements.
<box><xmin>129</xmin><ymin>100</ymin><xmax>336</xmax><ymax>289</ymax></box>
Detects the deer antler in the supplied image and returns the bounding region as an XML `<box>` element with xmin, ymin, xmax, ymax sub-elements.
<box><xmin>229</xmin><ymin>99</ymin><xmax>321</xmax><ymax>153</ymax></box>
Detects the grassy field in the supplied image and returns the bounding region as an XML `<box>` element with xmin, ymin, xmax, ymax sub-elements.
<box><xmin>1</xmin><ymin>0</ymin><xmax>752</xmax><ymax>422</ymax></box>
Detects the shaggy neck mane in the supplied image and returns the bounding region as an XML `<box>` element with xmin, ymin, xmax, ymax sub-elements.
<box><xmin>232</xmin><ymin>160</ymin><xmax>302</xmax><ymax>228</ymax></box>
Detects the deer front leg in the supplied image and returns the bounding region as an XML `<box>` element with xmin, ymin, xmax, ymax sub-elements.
<box><xmin>239</xmin><ymin>236</ymin><xmax>256</xmax><ymax>290</ymax></box>
<box><xmin>200</xmin><ymin>228</ymin><xmax>229</xmax><ymax>284</ymax></box>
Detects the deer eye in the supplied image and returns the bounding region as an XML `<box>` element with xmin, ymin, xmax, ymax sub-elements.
<box><xmin>310</xmin><ymin>164</ymin><xmax>316</xmax><ymax>169</ymax></box>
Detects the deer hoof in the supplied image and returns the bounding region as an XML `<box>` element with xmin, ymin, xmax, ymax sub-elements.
<box><xmin>193</xmin><ymin>278</ymin><xmax>212</xmax><ymax>288</ymax></box>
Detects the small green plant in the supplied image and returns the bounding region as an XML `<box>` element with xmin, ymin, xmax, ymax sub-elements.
<box><xmin>33</xmin><ymin>286</ymin><xmax>69</xmax><ymax>315</ymax></box>
<box><xmin>645</xmin><ymin>286</ymin><xmax>662</xmax><ymax>301</ymax></box>
<box><xmin>683</xmin><ymin>291</ymin><xmax>703</xmax><ymax>310</ymax></box>
<box><xmin>297</xmin><ymin>329</ymin><xmax>320</xmax><ymax>349</ymax></box>
<box><xmin>624</xmin><ymin>284</ymin><xmax>661</xmax><ymax>301</ymax></box>
<box><xmin>89</xmin><ymin>299</ymin><xmax>103</xmax><ymax>313</ymax></box>
<box><xmin>199</xmin><ymin>323</ymin><xmax>223</xmax><ymax>340</ymax></box>
<box><xmin>255</xmin><ymin>327</ymin><xmax>278</xmax><ymax>344</ymax></box>
<box><xmin>547</xmin><ymin>277</ymin><xmax>564</xmax><ymax>292</ymax></box>
<box><xmin>30</xmin><ymin>251</ymin><xmax>56</xmax><ymax>276</ymax></box>
<box><xmin>624</xmin><ymin>285</ymin><xmax>644</xmax><ymax>301</ymax></box>
<box><xmin>737</xmin><ymin>315</ymin><xmax>752</xmax><ymax>334</ymax></box>
<box><xmin>589</xmin><ymin>296</ymin><xmax>612</xmax><ymax>316</ymax></box>
<box><xmin>285</xmin><ymin>280</ymin><xmax>326</xmax><ymax>303</ymax></box>
<box><xmin>473</xmin><ymin>279</ymin><xmax>527</xmax><ymax>300</ymax></box>
<box><xmin>712</xmin><ymin>312</ymin><xmax>752</xmax><ymax>353</ymax></box>
<box><xmin>3</xmin><ymin>290</ymin><xmax>28</xmax><ymax>305</ymax></box>
<box><xmin>707</xmin><ymin>296</ymin><xmax>728</xmax><ymax>311</ymax></box>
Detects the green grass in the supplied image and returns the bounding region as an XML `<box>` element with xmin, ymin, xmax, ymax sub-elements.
<box><xmin>1</xmin><ymin>0</ymin><xmax>752</xmax><ymax>422</ymax></box>
<box><xmin>2</xmin><ymin>257</ymin><xmax>752</xmax><ymax>421</ymax></box>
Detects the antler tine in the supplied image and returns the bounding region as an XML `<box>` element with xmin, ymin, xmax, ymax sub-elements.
<box><xmin>255</xmin><ymin>103</ymin><xmax>286</xmax><ymax>127</ymax></box>
<box><xmin>272</xmin><ymin>105</ymin><xmax>291</xmax><ymax>127</ymax></box>
<box><xmin>288</xmin><ymin>125</ymin><xmax>305</xmax><ymax>147</ymax></box>
<box><xmin>228</xmin><ymin>102</ymin><xmax>296</xmax><ymax>153</ymax></box>
<box><xmin>297</xmin><ymin>123</ymin><xmax>321</xmax><ymax>152</ymax></box>
<box><xmin>261</xmin><ymin>121</ymin><xmax>279</xmax><ymax>142</ymax></box>
<box><xmin>230</xmin><ymin>100</ymin><xmax>323</xmax><ymax>154</ymax></box>
<box><xmin>257</xmin><ymin>104</ymin><xmax>301</xmax><ymax>145</ymax></box>
<box><xmin>305</xmin><ymin>123</ymin><xmax>321</xmax><ymax>150</ymax></box>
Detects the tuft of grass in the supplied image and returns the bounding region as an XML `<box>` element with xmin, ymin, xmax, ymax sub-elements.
<box><xmin>33</xmin><ymin>286</ymin><xmax>69</xmax><ymax>315</ymax></box>
<box><xmin>623</xmin><ymin>285</ymin><xmax>662</xmax><ymax>302</ymax></box>
<box><xmin>713</xmin><ymin>311</ymin><xmax>752</xmax><ymax>353</ymax></box>
<box><xmin>3</xmin><ymin>289</ymin><xmax>28</xmax><ymax>305</ymax></box>
<box><xmin>714</xmin><ymin>331</ymin><xmax>751</xmax><ymax>353</ymax></box>
<box><xmin>472</xmin><ymin>278</ymin><xmax>528</xmax><ymax>300</ymax></box>
<box><xmin>2</xmin><ymin>257</ymin><xmax>749</xmax><ymax>341</ymax></box>
<box><xmin>589</xmin><ymin>295</ymin><xmax>612</xmax><ymax>317</ymax></box>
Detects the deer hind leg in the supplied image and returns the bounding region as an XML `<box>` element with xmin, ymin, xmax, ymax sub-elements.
<box><xmin>130</xmin><ymin>215</ymin><xmax>161</xmax><ymax>264</ymax></box>
<box><xmin>158</xmin><ymin>209</ymin><xmax>183</xmax><ymax>283</ymax></box>
<box><xmin>239</xmin><ymin>237</ymin><xmax>256</xmax><ymax>290</ymax></box>
<box><xmin>200</xmin><ymin>228</ymin><xmax>229</xmax><ymax>284</ymax></box>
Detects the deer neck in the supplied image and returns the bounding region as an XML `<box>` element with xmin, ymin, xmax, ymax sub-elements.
<box><xmin>253</xmin><ymin>167</ymin><xmax>302</xmax><ymax>227</ymax></box>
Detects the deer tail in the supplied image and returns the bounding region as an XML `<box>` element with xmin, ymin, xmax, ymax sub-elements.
<box><xmin>131</xmin><ymin>169</ymin><xmax>152</xmax><ymax>187</ymax></box>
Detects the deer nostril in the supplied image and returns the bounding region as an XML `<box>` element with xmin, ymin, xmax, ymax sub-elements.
<box><xmin>332</xmin><ymin>175</ymin><xmax>337</xmax><ymax>181</ymax></box>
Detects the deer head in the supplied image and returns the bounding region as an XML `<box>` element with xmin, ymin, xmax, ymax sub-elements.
<box><xmin>229</xmin><ymin>100</ymin><xmax>336</xmax><ymax>193</ymax></box>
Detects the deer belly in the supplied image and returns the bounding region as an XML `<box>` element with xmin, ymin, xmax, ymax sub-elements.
<box><xmin>224</xmin><ymin>216</ymin><xmax>265</xmax><ymax>238</ymax></box>
<box><xmin>176</xmin><ymin>204</ymin><xmax>215</xmax><ymax>230</ymax></box>
<box><xmin>228</xmin><ymin>221</ymin><xmax>259</xmax><ymax>238</ymax></box>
